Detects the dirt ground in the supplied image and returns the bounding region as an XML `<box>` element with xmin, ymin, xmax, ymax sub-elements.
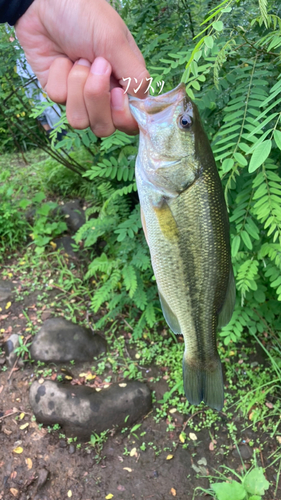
<box><xmin>0</xmin><ymin>272</ymin><xmax>280</xmax><ymax>500</ymax></box>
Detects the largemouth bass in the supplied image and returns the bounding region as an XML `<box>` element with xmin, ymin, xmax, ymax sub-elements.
<box><xmin>129</xmin><ymin>84</ymin><xmax>235</xmax><ymax>411</ymax></box>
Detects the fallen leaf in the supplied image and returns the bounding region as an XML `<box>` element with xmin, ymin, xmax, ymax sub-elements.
<box><xmin>38</xmin><ymin>378</ymin><xmax>44</xmax><ymax>384</ymax></box>
<box><xmin>95</xmin><ymin>388</ymin><xmax>101</xmax><ymax>392</ymax></box>
<box><xmin>117</xmin><ymin>485</ymin><xmax>125</xmax><ymax>491</ymax></box>
<box><xmin>169</xmin><ymin>408</ymin><xmax>177</xmax><ymax>414</ymax></box>
<box><xmin>179</xmin><ymin>433</ymin><xmax>185</xmax><ymax>443</ymax></box>
<box><xmin>5</xmin><ymin>302</ymin><xmax>11</xmax><ymax>310</ymax></box>
<box><xmin>105</xmin><ymin>495</ymin><xmax>114</xmax><ymax>499</ymax></box>
<box><xmin>119</xmin><ymin>383</ymin><xmax>127</xmax><ymax>388</ymax></box>
<box><xmin>171</xmin><ymin>487</ymin><xmax>177</xmax><ymax>496</ymax></box>
<box><xmin>10</xmin><ymin>471</ymin><xmax>17</xmax><ymax>480</ymax></box>
<box><xmin>13</xmin><ymin>447</ymin><xmax>23</xmax><ymax>454</ymax></box>
<box><xmin>25</xmin><ymin>458</ymin><xmax>32</xmax><ymax>470</ymax></box>
<box><xmin>189</xmin><ymin>432</ymin><xmax>197</xmax><ymax>441</ymax></box>
<box><xmin>67</xmin><ymin>490</ymin><xmax>72</xmax><ymax>498</ymax></box>
<box><xmin>86</xmin><ymin>374</ymin><xmax>96</xmax><ymax>381</ymax></box>
<box><xmin>20</xmin><ymin>423</ymin><xmax>29</xmax><ymax>430</ymax></box>
<box><xmin>130</xmin><ymin>447</ymin><xmax>137</xmax><ymax>457</ymax></box>
<box><xmin>19</xmin><ymin>413</ymin><xmax>25</xmax><ymax>420</ymax></box>
<box><xmin>276</xmin><ymin>436</ymin><xmax>281</xmax><ymax>444</ymax></box>
<box><xmin>166</xmin><ymin>454</ymin><xmax>174</xmax><ymax>460</ymax></box>
<box><xmin>229</xmin><ymin>350</ymin><xmax>236</xmax><ymax>356</ymax></box>
<box><xmin>0</xmin><ymin>385</ymin><xmax>3</xmax><ymax>394</ymax></box>
<box><xmin>50</xmin><ymin>241</ymin><xmax>57</xmax><ymax>250</ymax></box>
<box><xmin>209</xmin><ymin>440</ymin><xmax>217</xmax><ymax>451</ymax></box>
<box><xmin>123</xmin><ymin>467</ymin><xmax>132</xmax><ymax>472</ymax></box>
<box><xmin>266</xmin><ymin>402</ymin><xmax>273</xmax><ymax>409</ymax></box>
<box><xmin>10</xmin><ymin>488</ymin><xmax>19</xmax><ymax>497</ymax></box>
<box><xmin>65</xmin><ymin>376</ymin><xmax>73</xmax><ymax>380</ymax></box>
<box><xmin>198</xmin><ymin>457</ymin><xmax>207</xmax><ymax>466</ymax></box>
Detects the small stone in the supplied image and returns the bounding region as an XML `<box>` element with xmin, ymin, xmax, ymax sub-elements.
<box><xmin>29</xmin><ymin>379</ymin><xmax>152</xmax><ymax>440</ymax></box>
<box><xmin>4</xmin><ymin>334</ymin><xmax>20</xmax><ymax>367</ymax></box>
<box><xmin>36</xmin><ymin>468</ymin><xmax>49</xmax><ymax>490</ymax></box>
<box><xmin>59</xmin><ymin>440</ymin><xmax>67</xmax><ymax>448</ymax></box>
<box><xmin>69</xmin><ymin>444</ymin><xmax>75</xmax><ymax>454</ymax></box>
<box><xmin>30</xmin><ymin>317</ymin><xmax>107</xmax><ymax>362</ymax></box>
<box><xmin>232</xmin><ymin>444</ymin><xmax>253</xmax><ymax>460</ymax></box>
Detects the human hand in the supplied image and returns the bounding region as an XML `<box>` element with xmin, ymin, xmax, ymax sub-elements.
<box><xmin>15</xmin><ymin>0</ymin><xmax>150</xmax><ymax>136</ymax></box>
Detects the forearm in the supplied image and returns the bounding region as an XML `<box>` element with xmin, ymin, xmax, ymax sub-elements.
<box><xmin>0</xmin><ymin>0</ymin><xmax>34</xmax><ymax>25</ymax></box>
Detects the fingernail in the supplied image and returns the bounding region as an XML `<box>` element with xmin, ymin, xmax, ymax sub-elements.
<box><xmin>91</xmin><ymin>57</ymin><xmax>109</xmax><ymax>75</ymax></box>
<box><xmin>76</xmin><ymin>58</ymin><xmax>91</xmax><ymax>67</ymax></box>
<box><xmin>111</xmin><ymin>88</ymin><xmax>125</xmax><ymax>110</ymax></box>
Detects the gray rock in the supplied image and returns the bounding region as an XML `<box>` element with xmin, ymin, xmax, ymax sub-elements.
<box><xmin>29</xmin><ymin>380</ymin><xmax>152</xmax><ymax>440</ymax></box>
<box><xmin>4</xmin><ymin>334</ymin><xmax>20</xmax><ymax>367</ymax></box>
<box><xmin>36</xmin><ymin>468</ymin><xmax>49</xmax><ymax>490</ymax></box>
<box><xmin>30</xmin><ymin>317</ymin><xmax>106</xmax><ymax>362</ymax></box>
<box><xmin>57</xmin><ymin>200</ymin><xmax>85</xmax><ymax>233</ymax></box>
<box><xmin>232</xmin><ymin>444</ymin><xmax>253</xmax><ymax>460</ymax></box>
<box><xmin>0</xmin><ymin>280</ymin><xmax>14</xmax><ymax>303</ymax></box>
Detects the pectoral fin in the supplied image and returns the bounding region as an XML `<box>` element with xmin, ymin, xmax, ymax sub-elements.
<box><xmin>159</xmin><ymin>290</ymin><xmax>181</xmax><ymax>335</ymax></box>
<box><xmin>153</xmin><ymin>199</ymin><xmax>179</xmax><ymax>241</ymax></box>
<box><xmin>217</xmin><ymin>268</ymin><xmax>236</xmax><ymax>328</ymax></box>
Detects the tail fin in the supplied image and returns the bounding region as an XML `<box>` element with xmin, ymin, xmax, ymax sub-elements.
<box><xmin>182</xmin><ymin>356</ymin><xmax>224</xmax><ymax>411</ymax></box>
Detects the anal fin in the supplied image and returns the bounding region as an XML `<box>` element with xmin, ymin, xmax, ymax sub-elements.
<box><xmin>158</xmin><ymin>290</ymin><xmax>181</xmax><ymax>335</ymax></box>
<box><xmin>218</xmin><ymin>268</ymin><xmax>236</xmax><ymax>329</ymax></box>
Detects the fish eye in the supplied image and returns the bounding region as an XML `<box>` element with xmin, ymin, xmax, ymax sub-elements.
<box><xmin>178</xmin><ymin>114</ymin><xmax>193</xmax><ymax>130</ymax></box>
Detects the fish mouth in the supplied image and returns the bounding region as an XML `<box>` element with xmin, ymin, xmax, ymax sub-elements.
<box><xmin>129</xmin><ymin>83</ymin><xmax>187</xmax><ymax>115</ymax></box>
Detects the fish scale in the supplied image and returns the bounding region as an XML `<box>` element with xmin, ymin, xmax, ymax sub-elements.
<box><xmin>130</xmin><ymin>84</ymin><xmax>235</xmax><ymax>411</ymax></box>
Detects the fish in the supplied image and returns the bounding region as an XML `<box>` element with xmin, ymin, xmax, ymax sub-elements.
<box><xmin>129</xmin><ymin>83</ymin><xmax>235</xmax><ymax>411</ymax></box>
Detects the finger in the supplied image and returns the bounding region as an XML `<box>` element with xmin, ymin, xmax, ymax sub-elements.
<box><xmin>66</xmin><ymin>59</ymin><xmax>91</xmax><ymax>129</ymax></box>
<box><xmin>84</xmin><ymin>57</ymin><xmax>115</xmax><ymax>137</ymax></box>
<box><xmin>111</xmin><ymin>88</ymin><xmax>139</xmax><ymax>135</ymax></box>
<box><xmin>107</xmin><ymin>36</ymin><xmax>150</xmax><ymax>99</ymax></box>
<box><xmin>46</xmin><ymin>57</ymin><xmax>73</xmax><ymax>103</ymax></box>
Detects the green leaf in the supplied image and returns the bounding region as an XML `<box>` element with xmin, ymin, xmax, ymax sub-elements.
<box><xmin>248</xmin><ymin>140</ymin><xmax>272</xmax><ymax>173</ymax></box>
<box><xmin>222</xmin><ymin>158</ymin><xmax>234</xmax><ymax>173</ymax></box>
<box><xmin>32</xmin><ymin>192</ymin><xmax>46</xmax><ymax>203</ymax></box>
<box><xmin>254</xmin><ymin>290</ymin><xmax>265</xmax><ymax>303</ymax></box>
<box><xmin>212</xmin><ymin>480</ymin><xmax>246</xmax><ymax>500</ymax></box>
<box><xmin>204</xmin><ymin>36</ymin><xmax>214</xmax><ymax>49</ymax></box>
<box><xmin>273</xmin><ymin>130</ymin><xmax>281</xmax><ymax>150</ymax></box>
<box><xmin>234</xmin><ymin>152</ymin><xmax>247</xmax><ymax>166</ymax></box>
<box><xmin>241</xmin><ymin>231</ymin><xmax>253</xmax><ymax>250</ymax></box>
<box><xmin>244</xmin><ymin>468</ymin><xmax>270</xmax><ymax>495</ymax></box>
<box><xmin>19</xmin><ymin>199</ymin><xmax>32</xmax><ymax>209</ymax></box>
<box><xmin>213</xmin><ymin>21</ymin><xmax>224</xmax><ymax>31</ymax></box>
<box><xmin>248</xmin><ymin>496</ymin><xmax>262</xmax><ymax>500</ymax></box>
<box><xmin>232</xmin><ymin>235</ymin><xmax>241</xmax><ymax>257</ymax></box>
